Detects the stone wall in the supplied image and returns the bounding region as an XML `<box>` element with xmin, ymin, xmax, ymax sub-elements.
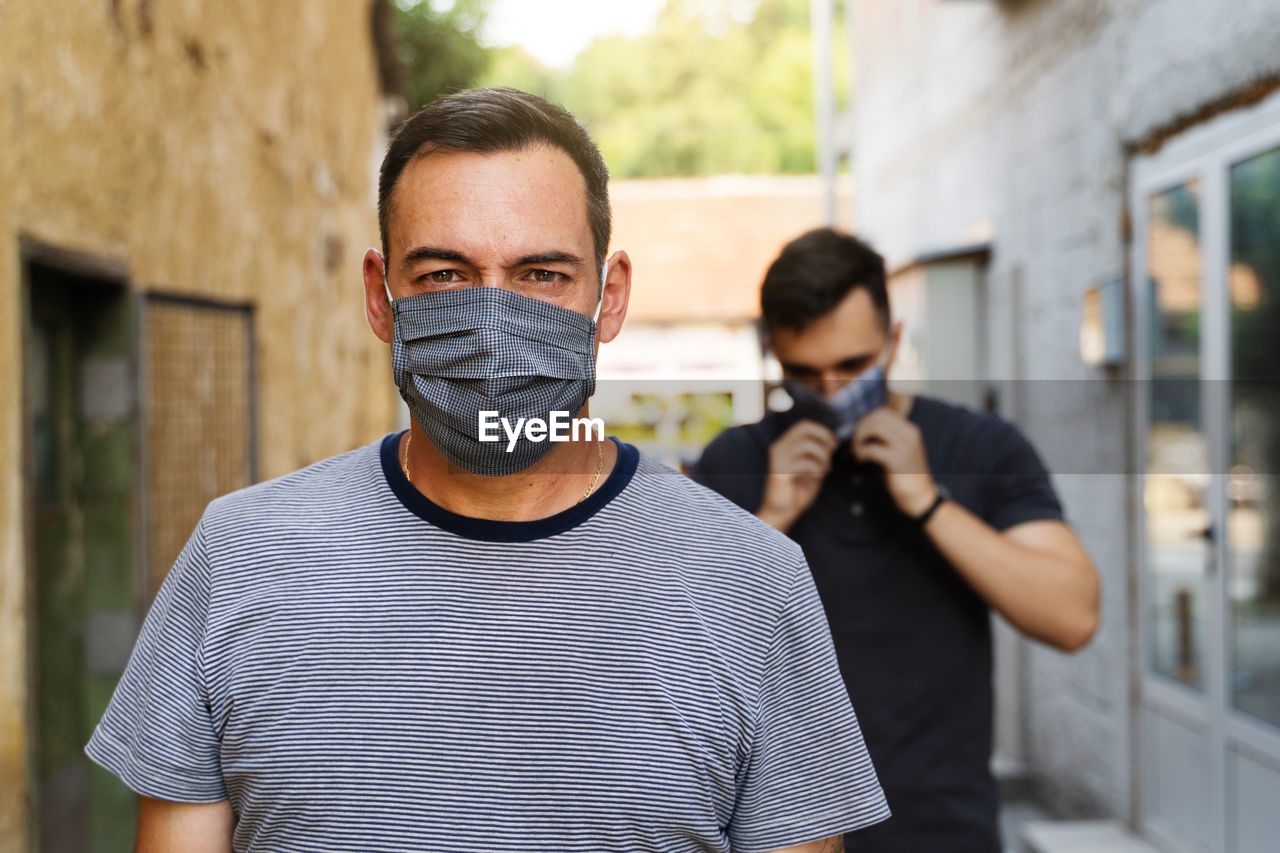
<box><xmin>0</xmin><ymin>1</ymin><xmax>398</xmax><ymax>846</ymax></box>
<box><xmin>851</xmin><ymin>0</ymin><xmax>1280</xmax><ymax>823</ymax></box>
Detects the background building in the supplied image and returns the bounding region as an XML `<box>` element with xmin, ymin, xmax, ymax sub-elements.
<box><xmin>840</xmin><ymin>0</ymin><xmax>1280</xmax><ymax>850</ymax></box>
<box><xmin>600</xmin><ymin>173</ymin><xmax>853</xmax><ymax>468</ymax></box>
<box><xmin>0</xmin><ymin>2</ymin><xmax>399</xmax><ymax>849</ymax></box>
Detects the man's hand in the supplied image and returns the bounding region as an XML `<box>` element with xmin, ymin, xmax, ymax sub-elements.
<box><xmin>849</xmin><ymin>407</ymin><xmax>1100</xmax><ymax>651</ymax></box>
<box><xmin>756</xmin><ymin>420</ymin><xmax>839</xmax><ymax>532</ymax></box>
<box><xmin>851</xmin><ymin>407</ymin><xmax>936</xmax><ymax>518</ymax></box>
<box><xmin>135</xmin><ymin>796</ymin><xmax>234</xmax><ymax>853</ymax></box>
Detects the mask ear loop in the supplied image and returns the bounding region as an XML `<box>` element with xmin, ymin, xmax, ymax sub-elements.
<box><xmin>381</xmin><ymin>252</ymin><xmax>394</xmax><ymax>305</ymax></box>
<box><xmin>592</xmin><ymin>259</ymin><xmax>608</xmax><ymax>326</ymax></box>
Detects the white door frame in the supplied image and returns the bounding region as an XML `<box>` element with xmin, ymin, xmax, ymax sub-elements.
<box><xmin>1131</xmin><ymin>86</ymin><xmax>1280</xmax><ymax>853</ymax></box>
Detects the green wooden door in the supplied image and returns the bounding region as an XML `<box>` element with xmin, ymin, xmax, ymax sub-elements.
<box><xmin>27</xmin><ymin>263</ymin><xmax>138</xmax><ymax>852</ymax></box>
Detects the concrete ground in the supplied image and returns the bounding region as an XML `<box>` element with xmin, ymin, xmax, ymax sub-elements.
<box><xmin>1000</xmin><ymin>797</ymin><xmax>1160</xmax><ymax>853</ymax></box>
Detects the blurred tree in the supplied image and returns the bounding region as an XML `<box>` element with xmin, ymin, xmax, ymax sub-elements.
<box><xmin>483</xmin><ymin>45</ymin><xmax>563</xmax><ymax>103</ymax></box>
<box><xmin>576</xmin><ymin>0</ymin><xmax>820</xmax><ymax>177</ymax></box>
<box><xmin>391</xmin><ymin>0</ymin><xmax>490</xmax><ymax>111</ymax></box>
<box><xmin>478</xmin><ymin>0</ymin><xmax>844</xmax><ymax>178</ymax></box>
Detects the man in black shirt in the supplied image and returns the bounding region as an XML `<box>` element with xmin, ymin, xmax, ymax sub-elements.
<box><xmin>690</xmin><ymin>228</ymin><xmax>1100</xmax><ymax>852</ymax></box>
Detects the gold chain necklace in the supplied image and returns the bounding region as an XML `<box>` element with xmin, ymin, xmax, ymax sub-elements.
<box><xmin>401</xmin><ymin>430</ymin><xmax>413</xmax><ymax>482</ymax></box>
<box><xmin>580</xmin><ymin>440</ymin><xmax>604</xmax><ymax>503</ymax></box>
<box><xmin>401</xmin><ymin>432</ymin><xmax>605</xmax><ymax>505</ymax></box>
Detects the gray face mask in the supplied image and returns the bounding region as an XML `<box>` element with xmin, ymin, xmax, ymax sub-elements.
<box><xmin>389</xmin><ymin>280</ymin><xmax>602</xmax><ymax>477</ymax></box>
<box><xmin>783</xmin><ymin>363</ymin><xmax>888</xmax><ymax>441</ymax></box>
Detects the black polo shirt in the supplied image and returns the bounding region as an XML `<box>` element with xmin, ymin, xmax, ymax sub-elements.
<box><xmin>689</xmin><ymin>395</ymin><xmax>1064</xmax><ymax>852</ymax></box>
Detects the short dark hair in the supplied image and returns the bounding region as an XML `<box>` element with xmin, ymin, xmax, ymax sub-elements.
<box><xmin>760</xmin><ymin>227</ymin><xmax>889</xmax><ymax>333</ymax></box>
<box><xmin>378</xmin><ymin>87</ymin><xmax>612</xmax><ymax>271</ymax></box>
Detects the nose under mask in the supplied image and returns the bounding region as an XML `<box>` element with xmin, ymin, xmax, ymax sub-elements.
<box><xmin>783</xmin><ymin>364</ymin><xmax>888</xmax><ymax>440</ymax></box>
<box><xmin>385</xmin><ymin>265</ymin><xmax>605</xmax><ymax>476</ymax></box>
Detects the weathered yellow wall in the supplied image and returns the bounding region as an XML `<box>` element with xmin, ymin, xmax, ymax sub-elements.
<box><xmin>0</xmin><ymin>5</ymin><xmax>23</xmax><ymax>843</ymax></box>
<box><xmin>0</xmin><ymin>1</ymin><xmax>398</xmax><ymax>846</ymax></box>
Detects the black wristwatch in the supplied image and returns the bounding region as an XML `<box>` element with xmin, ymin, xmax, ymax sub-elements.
<box><xmin>911</xmin><ymin>484</ymin><xmax>951</xmax><ymax>526</ymax></box>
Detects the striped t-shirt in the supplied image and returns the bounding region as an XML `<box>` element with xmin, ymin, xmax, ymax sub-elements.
<box><xmin>87</xmin><ymin>434</ymin><xmax>889</xmax><ymax>852</ymax></box>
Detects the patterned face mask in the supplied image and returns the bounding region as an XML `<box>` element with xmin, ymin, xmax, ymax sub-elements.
<box><xmin>783</xmin><ymin>363</ymin><xmax>888</xmax><ymax>440</ymax></box>
<box><xmin>388</xmin><ymin>276</ymin><xmax>603</xmax><ymax>477</ymax></box>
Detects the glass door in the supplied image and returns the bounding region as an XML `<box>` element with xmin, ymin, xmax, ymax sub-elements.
<box><xmin>1137</xmin><ymin>167</ymin><xmax>1222</xmax><ymax>853</ymax></box>
<box><xmin>1225</xmin><ymin>144</ymin><xmax>1280</xmax><ymax>733</ymax></box>
<box><xmin>1134</xmin><ymin>88</ymin><xmax>1280</xmax><ymax>853</ymax></box>
<box><xmin>1223</xmin><ymin>141</ymin><xmax>1280</xmax><ymax>853</ymax></box>
<box><xmin>1145</xmin><ymin>178</ymin><xmax>1212</xmax><ymax>695</ymax></box>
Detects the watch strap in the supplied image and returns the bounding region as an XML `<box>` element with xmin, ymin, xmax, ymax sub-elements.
<box><xmin>912</xmin><ymin>485</ymin><xmax>950</xmax><ymax>526</ymax></box>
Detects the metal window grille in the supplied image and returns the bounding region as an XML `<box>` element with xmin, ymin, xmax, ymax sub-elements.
<box><xmin>142</xmin><ymin>296</ymin><xmax>254</xmax><ymax>594</ymax></box>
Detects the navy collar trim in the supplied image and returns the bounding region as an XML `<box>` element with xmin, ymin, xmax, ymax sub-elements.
<box><xmin>379</xmin><ymin>432</ymin><xmax>639</xmax><ymax>542</ymax></box>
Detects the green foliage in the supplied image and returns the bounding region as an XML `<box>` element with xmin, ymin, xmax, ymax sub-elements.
<box><xmin>391</xmin><ymin>0</ymin><xmax>841</xmax><ymax>178</ymax></box>
<box><xmin>483</xmin><ymin>46</ymin><xmax>563</xmax><ymax>103</ymax></box>
<box><xmin>392</xmin><ymin>0</ymin><xmax>491</xmax><ymax>111</ymax></box>
<box><xmin>477</xmin><ymin>0</ymin><xmax>838</xmax><ymax>178</ymax></box>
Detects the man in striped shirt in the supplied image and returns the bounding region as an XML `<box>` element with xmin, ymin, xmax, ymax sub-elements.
<box><xmin>86</xmin><ymin>88</ymin><xmax>889</xmax><ymax>852</ymax></box>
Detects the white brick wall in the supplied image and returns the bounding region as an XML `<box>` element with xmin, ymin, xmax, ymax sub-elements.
<box><xmin>851</xmin><ymin>0</ymin><xmax>1280</xmax><ymax>823</ymax></box>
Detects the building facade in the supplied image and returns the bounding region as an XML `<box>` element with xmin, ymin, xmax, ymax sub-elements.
<box><xmin>0</xmin><ymin>2</ymin><xmax>399</xmax><ymax>849</ymax></box>
<box><xmin>845</xmin><ymin>1</ymin><xmax>1280</xmax><ymax>850</ymax></box>
<box><xmin>600</xmin><ymin>174</ymin><xmax>853</xmax><ymax>469</ymax></box>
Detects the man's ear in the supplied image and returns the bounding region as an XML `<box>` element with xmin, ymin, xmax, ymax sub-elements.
<box><xmin>883</xmin><ymin>319</ymin><xmax>903</xmax><ymax>372</ymax></box>
<box><xmin>597</xmin><ymin>250</ymin><xmax>632</xmax><ymax>345</ymax></box>
<box><xmin>363</xmin><ymin>249</ymin><xmax>394</xmax><ymax>344</ymax></box>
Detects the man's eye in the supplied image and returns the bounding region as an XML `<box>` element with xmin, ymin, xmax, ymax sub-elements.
<box><xmin>529</xmin><ymin>269</ymin><xmax>563</xmax><ymax>283</ymax></box>
<box><xmin>427</xmin><ymin>270</ymin><xmax>460</xmax><ymax>283</ymax></box>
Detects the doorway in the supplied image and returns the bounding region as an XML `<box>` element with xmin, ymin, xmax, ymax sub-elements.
<box><xmin>23</xmin><ymin>247</ymin><xmax>139</xmax><ymax>852</ymax></box>
<box><xmin>1132</xmin><ymin>87</ymin><xmax>1280</xmax><ymax>853</ymax></box>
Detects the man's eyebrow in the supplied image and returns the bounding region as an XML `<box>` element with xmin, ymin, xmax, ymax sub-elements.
<box><xmin>399</xmin><ymin>248</ymin><xmax>585</xmax><ymax>269</ymax></box>
<box><xmin>401</xmin><ymin>247</ymin><xmax>471</xmax><ymax>268</ymax></box>
<box><xmin>514</xmin><ymin>251</ymin><xmax>586</xmax><ymax>267</ymax></box>
<box><xmin>834</xmin><ymin>353</ymin><xmax>877</xmax><ymax>369</ymax></box>
<box><xmin>781</xmin><ymin>352</ymin><xmax>877</xmax><ymax>373</ymax></box>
